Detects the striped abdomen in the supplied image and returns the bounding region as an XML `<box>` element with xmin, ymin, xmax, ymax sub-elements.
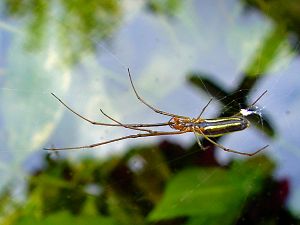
<box><xmin>193</xmin><ymin>116</ymin><xmax>250</xmax><ymax>137</ymax></box>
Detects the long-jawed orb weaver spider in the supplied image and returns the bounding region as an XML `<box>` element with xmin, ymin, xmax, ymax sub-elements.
<box><xmin>44</xmin><ymin>68</ymin><xmax>269</xmax><ymax>156</ymax></box>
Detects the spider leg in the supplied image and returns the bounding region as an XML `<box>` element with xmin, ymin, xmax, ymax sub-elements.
<box><xmin>43</xmin><ymin>130</ymin><xmax>186</xmax><ymax>151</ymax></box>
<box><xmin>234</xmin><ymin>90</ymin><xmax>268</xmax><ymax>117</ymax></box>
<box><xmin>197</xmin><ymin>129</ymin><xmax>268</xmax><ymax>156</ymax></box>
<box><xmin>192</xmin><ymin>128</ymin><xmax>211</xmax><ymax>151</ymax></box>
<box><xmin>99</xmin><ymin>109</ymin><xmax>159</xmax><ymax>133</ymax></box>
<box><xmin>50</xmin><ymin>93</ymin><xmax>170</xmax><ymax>128</ymax></box>
<box><xmin>127</xmin><ymin>68</ymin><xmax>187</xmax><ymax>119</ymax></box>
<box><xmin>193</xmin><ymin>130</ymin><xmax>203</xmax><ymax>149</ymax></box>
<box><xmin>248</xmin><ymin>90</ymin><xmax>267</xmax><ymax>109</ymax></box>
<box><xmin>196</xmin><ymin>97</ymin><xmax>213</xmax><ymax>119</ymax></box>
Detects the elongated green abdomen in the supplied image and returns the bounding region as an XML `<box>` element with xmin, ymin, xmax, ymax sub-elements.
<box><xmin>195</xmin><ymin>117</ymin><xmax>250</xmax><ymax>137</ymax></box>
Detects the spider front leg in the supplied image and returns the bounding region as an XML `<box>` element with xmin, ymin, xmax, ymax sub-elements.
<box><xmin>127</xmin><ymin>68</ymin><xmax>188</xmax><ymax>119</ymax></box>
<box><xmin>50</xmin><ymin>92</ymin><xmax>170</xmax><ymax>128</ymax></box>
<box><xmin>196</xmin><ymin>98</ymin><xmax>214</xmax><ymax>119</ymax></box>
<box><xmin>99</xmin><ymin>109</ymin><xmax>161</xmax><ymax>133</ymax></box>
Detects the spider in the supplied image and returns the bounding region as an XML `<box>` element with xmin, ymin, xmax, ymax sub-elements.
<box><xmin>44</xmin><ymin>68</ymin><xmax>269</xmax><ymax>156</ymax></box>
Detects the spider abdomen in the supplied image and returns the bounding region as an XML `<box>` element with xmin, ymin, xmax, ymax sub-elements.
<box><xmin>169</xmin><ymin>116</ymin><xmax>250</xmax><ymax>136</ymax></box>
<box><xmin>194</xmin><ymin>116</ymin><xmax>250</xmax><ymax>137</ymax></box>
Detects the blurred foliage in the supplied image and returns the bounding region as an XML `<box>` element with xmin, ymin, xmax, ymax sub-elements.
<box><xmin>146</xmin><ymin>0</ymin><xmax>181</xmax><ymax>16</ymax></box>
<box><xmin>3</xmin><ymin>0</ymin><xmax>122</xmax><ymax>64</ymax></box>
<box><xmin>149</xmin><ymin>157</ymin><xmax>273</xmax><ymax>221</ymax></box>
<box><xmin>1</xmin><ymin>141</ymin><xmax>299</xmax><ymax>225</ymax></box>
<box><xmin>243</xmin><ymin>0</ymin><xmax>300</xmax><ymax>43</ymax></box>
<box><xmin>243</xmin><ymin>26</ymin><xmax>288</xmax><ymax>78</ymax></box>
<box><xmin>3</xmin><ymin>0</ymin><xmax>183</xmax><ymax>64</ymax></box>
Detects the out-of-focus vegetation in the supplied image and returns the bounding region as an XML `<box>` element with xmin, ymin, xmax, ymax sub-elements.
<box><xmin>1</xmin><ymin>141</ymin><xmax>298</xmax><ymax>225</ymax></box>
<box><xmin>4</xmin><ymin>0</ymin><xmax>122</xmax><ymax>64</ymax></box>
<box><xmin>146</xmin><ymin>0</ymin><xmax>181</xmax><ymax>16</ymax></box>
<box><xmin>244</xmin><ymin>0</ymin><xmax>300</xmax><ymax>40</ymax></box>
<box><xmin>3</xmin><ymin>0</ymin><xmax>181</xmax><ymax>64</ymax></box>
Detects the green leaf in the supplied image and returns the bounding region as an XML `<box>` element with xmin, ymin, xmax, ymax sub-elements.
<box><xmin>186</xmin><ymin>215</ymin><xmax>235</xmax><ymax>225</ymax></box>
<box><xmin>244</xmin><ymin>25</ymin><xmax>287</xmax><ymax>77</ymax></box>
<box><xmin>15</xmin><ymin>211</ymin><xmax>117</xmax><ymax>225</ymax></box>
<box><xmin>43</xmin><ymin>211</ymin><xmax>116</xmax><ymax>225</ymax></box>
<box><xmin>148</xmin><ymin>156</ymin><xmax>274</xmax><ymax>223</ymax></box>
